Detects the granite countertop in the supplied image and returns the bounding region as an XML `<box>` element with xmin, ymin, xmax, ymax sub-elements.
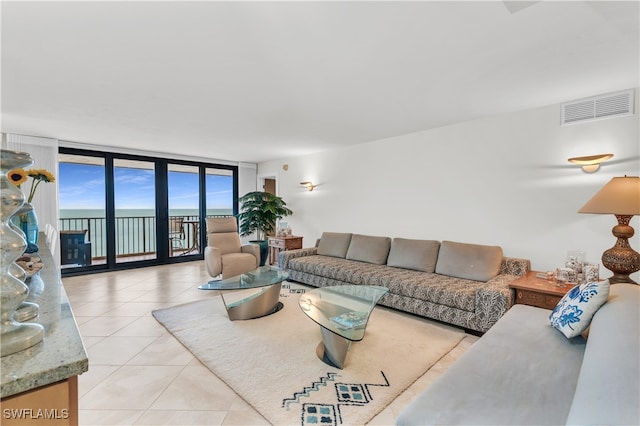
<box><xmin>1</xmin><ymin>238</ymin><xmax>89</xmax><ymax>398</ymax></box>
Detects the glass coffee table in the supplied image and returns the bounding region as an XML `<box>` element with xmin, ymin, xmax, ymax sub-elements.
<box><xmin>198</xmin><ymin>266</ymin><xmax>288</xmax><ymax>320</ymax></box>
<box><xmin>298</xmin><ymin>285</ymin><xmax>388</xmax><ymax>369</ymax></box>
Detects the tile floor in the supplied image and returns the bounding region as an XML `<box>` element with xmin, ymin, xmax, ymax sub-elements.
<box><xmin>63</xmin><ymin>262</ymin><xmax>478</xmax><ymax>425</ymax></box>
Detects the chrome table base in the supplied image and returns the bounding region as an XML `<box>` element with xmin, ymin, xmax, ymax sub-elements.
<box><xmin>221</xmin><ymin>282</ymin><xmax>282</xmax><ymax>320</ymax></box>
<box><xmin>316</xmin><ymin>326</ymin><xmax>352</xmax><ymax>369</ymax></box>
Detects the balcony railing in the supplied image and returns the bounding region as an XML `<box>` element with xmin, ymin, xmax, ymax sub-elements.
<box><xmin>59</xmin><ymin>214</ymin><xmax>229</xmax><ymax>263</ymax></box>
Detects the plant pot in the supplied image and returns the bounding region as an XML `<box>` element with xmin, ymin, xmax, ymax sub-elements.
<box><xmin>250</xmin><ymin>240</ymin><xmax>269</xmax><ymax>266</ymax></box>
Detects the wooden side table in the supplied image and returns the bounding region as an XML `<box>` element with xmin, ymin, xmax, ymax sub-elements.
<box><xmin>509</xmin><ymin>271</ymin><xmax>575</xmax><ymax>310</ymax></box>
<box><xmin>268</xmin><ymin>236</ymin><xmax>303</xmax><ymax>265</ymax></box>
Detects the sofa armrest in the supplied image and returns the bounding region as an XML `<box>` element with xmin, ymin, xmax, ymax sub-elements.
<box><xmin>500</xmin><ymin>256</ymin><xmax>530</xmax><ymax>276</ymax></box>
<box><xmin>278</xmin><ymin>247</ymin><xmax>318</xmax><ymax>269</ymax></box>
<box><xmin>566</xmin><ymin>283</ymin><xmax>640</xmax><ymax>425</ymax></box>
<box><xmin>474</xmin><ymin>273</ymin><xmax>520</xmax><ymax>332</ymax></box>
<box><xmin>204</xmin><ymin>246</ymin><xmax>222</xmax><ymax>277</ymax></box>
<box><xmin>474</xmin><ymin>257</ymin><xmax>529</xmax><ymax>332</ymax></box>
<box><xmin>241</xmin><ymin>243</ymin><xmax>260</xmax><ymax>264</ymax></box>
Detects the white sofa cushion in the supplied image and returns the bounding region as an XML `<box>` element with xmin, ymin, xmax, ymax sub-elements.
<box><xmin>396</xmin><ymin>304</ymin><xmax>586</xmax><ymax>425</ymax></box>
<box><xmin>316</xmin><ymin>232</ymin><xmax>352</xmax><ymax>258</ymax></box>
<box><xmin>387</xmin><ymin>238</ymin><xmax>440</xmax><ymax>272</ymax></box>
<box><xmin>435</xmin><ymin>240</ymin><xmax>503</xmax><ymax>282</ymax></box>
<box><xmin>549</xmin><ymin>280</ymin><xmax>610</xmax><ymax>338</ymax></box>
<box><xmin>345</xmin><ymin>234</ymin><xmax>391</xmax><ymax>265</ymax></box>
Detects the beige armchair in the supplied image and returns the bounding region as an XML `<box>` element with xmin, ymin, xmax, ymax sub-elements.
<box><xmin>204</xmin><ymin>217</ymin><xmax>260</xmax><ymax>280</ymax></box>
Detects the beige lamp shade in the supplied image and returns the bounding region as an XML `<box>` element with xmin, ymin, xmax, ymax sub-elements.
<box><xmin>578</xmin><ymin>176</ymin><xmax>640</xmax><ymax>215</ymax></box>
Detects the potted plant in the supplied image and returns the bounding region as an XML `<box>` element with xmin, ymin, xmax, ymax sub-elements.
<box><xmin>237</xmin><ymin>191</ymin><xmax>293</xmax><ymax>266</ymax></box>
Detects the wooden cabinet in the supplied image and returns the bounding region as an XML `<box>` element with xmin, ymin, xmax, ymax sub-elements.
<box><xmin>268</xmin><ymin>236</ymin><xmax>303</xmax><ymax>265</ymax></box>
<box><xmin>509</xmin><ymin>271</ymin><xmax>573</xmax><ymax>310</ymax></box>
<box><xmin>1</xmin><ymin>377</ymin><xmax>78</xmax><ymax>425</ymax></box>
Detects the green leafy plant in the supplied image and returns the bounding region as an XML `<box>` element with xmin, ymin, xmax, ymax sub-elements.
<box><xmin>237</xmin><ymin>191</ymin><xmax>293</xmax><ymax>241</ymax></box>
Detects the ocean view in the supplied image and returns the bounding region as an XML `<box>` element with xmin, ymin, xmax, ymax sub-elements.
<box><xmin>59</xmin><ymin>208</ymin><xmax>234</xmax><ymax>258</ymax></box>
<box><xmin>60</xmin><ymin>208</ymin><xmax>234</xmax><ymax>219</ymax></box>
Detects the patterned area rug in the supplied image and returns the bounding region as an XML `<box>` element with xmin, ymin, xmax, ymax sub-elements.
<box><xmin>152</xmin><ymin>283</ymin><xmax>465</xmax><ymax>425</ymax></box>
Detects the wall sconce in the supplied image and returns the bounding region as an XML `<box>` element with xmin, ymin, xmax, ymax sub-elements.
<box><xmin>568</xmin><ymin>153</ymin><xmax>614</xmax><ymax>173</ymax></box>
<box><xmin>300</xmin><ymin>181</ymin><xmax>315</xmax><ymax>191</ymax></box>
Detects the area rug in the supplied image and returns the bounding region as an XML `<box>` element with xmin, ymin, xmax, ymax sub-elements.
<box><xmin>152</xmin><ymin>283</ymin><xmax>465</xmax><ymax>425</ymax></box>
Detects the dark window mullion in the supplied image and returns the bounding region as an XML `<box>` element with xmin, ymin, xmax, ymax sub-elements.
<box><xmin>155</xmin><ymin>161</ymin><xmax>169</xmax><ymax>261</ymax></box>
<box><xmin>105</xmin><ymin>154</ymin><xmax>116</xmax><ymax>268</ymax></box>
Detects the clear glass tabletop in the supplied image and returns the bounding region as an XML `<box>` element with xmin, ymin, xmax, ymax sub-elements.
<box><xmin>298</xmin><ymin>285</ymin><xmax>389</xmax><ymax>341</ymax></box>
<box><xmin>198</xmin><ymin>266</ymin><xmax>289</xmax><ymax>291</ymax></box>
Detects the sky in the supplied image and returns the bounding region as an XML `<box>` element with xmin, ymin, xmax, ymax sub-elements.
<box><xmin>59</xmin><ymin>163</ymin><xmax>233</xmax><ymax>211</ymax></box>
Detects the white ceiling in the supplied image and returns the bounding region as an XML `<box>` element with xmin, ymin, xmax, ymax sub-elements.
<box><xmin>2</xmin><ymin>1</ymin><xmax>638</xmax><ymax>163</ymax></box>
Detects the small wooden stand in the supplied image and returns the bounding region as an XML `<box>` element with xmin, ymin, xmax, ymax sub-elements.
<box><xmin>267</xmin><ymin>236</ymin><xmax>303</xmax><ymax>265</ymax></box>
<box><xmin>509</xmin><ymin>271</ymin><xmax>574</xmax><ymax>309</ymax></box>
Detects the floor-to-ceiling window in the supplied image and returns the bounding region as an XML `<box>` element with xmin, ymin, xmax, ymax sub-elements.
<box><xmin>205</xmin><ymin>167</ymin><xmax>234</xmax><ymax>216</ymax></box>
<box><xmin>58</xmin><ymin>147</ymin><xmax>238</xmax><ymax>275</ymax></box>
<box><xmin>168</xmin><ymin>164</ymin><xmax>200</xmax><ymax>258</ymax></box>
<box><xmin>114</xmin><ymin>159</ymin><xmax>158</xmax><ymax>264</ymax></box>
<box><xmin>58</xmin><ymin>154</ymin><xmax>107</xmax><ymax>267</ymax></box>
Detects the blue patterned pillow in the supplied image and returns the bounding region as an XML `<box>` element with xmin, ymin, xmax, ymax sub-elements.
<box><xmin>549</xmin><ymin>280</ymin><xmax>610</xmax><ymax>338</ymax></box>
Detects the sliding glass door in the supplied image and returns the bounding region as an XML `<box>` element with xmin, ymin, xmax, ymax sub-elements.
<box><xmin>58</xmin><ymin>154</ymin><xmax>107</xmax><ymax>268</ymax></box>
<box><xmin>114</xmin><ymin>159</ymin><xmax>157</xmax><ymax>264</ymax></box>
<box><xmin>168</xmin><ymin>164</ymin><xmax>200</xmax><ymax>257</ymax></box>
<box><xmin>58</xmin><ymin>147</ymin><xmax>237</xmax><ymax>275</ymax></box>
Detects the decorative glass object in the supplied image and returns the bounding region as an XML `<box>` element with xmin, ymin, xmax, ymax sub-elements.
<box><xmin>555</xmin><ymin>267</ymin><xmax>576</xmax><ymax>286</ymax></box>
<box><xmin>583</xmin><ymin>263</ymin><xmax>600</xmax><ymax>283</ymax></box>
<box><xmin>276</xmin><ymin>222</ymin><xmax>292</xmax><ymax>237</ymax></box>
<box><xmin>0</xmin><ymin>149</ymin><xmax>44</xmax><ymax>357</ymax></box>
<box><xmin>565</xmin><ymin>250</ymin><xmax>586</xmax><ymax>273</ymax></box>
<box><xmin>11</xmin><ymin>202</ymin><xmax>39</xmax><ymax>253</ymax></box>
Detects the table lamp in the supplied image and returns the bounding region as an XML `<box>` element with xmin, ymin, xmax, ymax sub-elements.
<box><xmin>578</xmin><ymin>176</ymin><xmax>640</xmax><ymax>284</ymax></box>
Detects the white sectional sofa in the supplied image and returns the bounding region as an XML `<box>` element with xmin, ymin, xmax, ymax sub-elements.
<box><xmin>396</xmin><ymin>283</ymin><xmax>640</xmax><ymax>425</ymax></box>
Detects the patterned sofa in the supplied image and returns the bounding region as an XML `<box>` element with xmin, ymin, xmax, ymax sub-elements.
<box><xmin>279</xmin><ymin>232</ymin><xmax>530</xmax><ymax>333</ymax></box>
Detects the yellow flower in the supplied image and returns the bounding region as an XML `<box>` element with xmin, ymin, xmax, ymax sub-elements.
<box><xmin>8</xmin><ymin>168</ymin><xmax>28</xmax><ymax>186</ymax></box>
<box><xmin>17</xmin><ymin>168</ymin><xmax>56</xmax><ymax>203</ymax></box>
<box><xmin>27</xmin><ymin>169</ymin><xmax>55</xmax><ymax>183</ymax></box>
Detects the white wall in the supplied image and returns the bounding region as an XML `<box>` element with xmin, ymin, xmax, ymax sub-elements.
<box><xmin>238</xmin><ymin>162</ymin><xmax>258</xmax><ymax>197</ymax></box>
<box><xmin>238</xmin><ymin>162</ymin><xmax>258</xmax><ymax>243</ymax></box>
<box><xmin>258</xmin><ymin>91</ymin><xmax>640</xmax><ymax>281</ymax></box>
<box><xmin>3</xmin><ymin>134</ymin><xmax>60</xmax><ymax>263</ymax></box>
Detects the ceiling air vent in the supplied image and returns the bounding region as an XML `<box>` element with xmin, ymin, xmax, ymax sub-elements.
<box><xmin>561</xmin><ymin>89</ymin><xmax>635</xmax><ymax>126</ymax></box>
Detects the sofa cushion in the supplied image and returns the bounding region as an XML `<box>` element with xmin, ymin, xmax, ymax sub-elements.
<box><xmin>345</xmin><ymin>234</ymin><xmax>391</xmax><ymax>265</ymax></box>
<box><xmin>209</xmin><ymin>232</ymin><xmax>241</xmax><ymax>255</ymax></box>
<box><xmin>316</xmin><ymin>232</ymin><xmax>352</xmax><ymax>258</ymax></box>
<box><xmin>287</xmin><ymin>255</ymin><xmax>478</xmax><ymax>312</ymax></box>
<box><xmin>435</xmin><ymin>240</ymin><xmax>503</xmax><ymax>282</ymax></box>
<box><xmin>396</xmin><ymin>304</ymin><xmax>586</xmax><ymax>426</ymax></box>
<box><xmin>549</xmin><ymin>280</ymin><xmax>610</xmax><ymax>339</ymax></box>
<box><xmin>385</xmin><ymin>271</ymin><xmax>479</xmax><ymax>312</ymax></box>
<box><xmin>387</xmin><ymin>238</ymin><xmax>440</xmax><ymax>272</ymax></box>
<box><xmin>566</xmin><ymin>283</ymin><xmax>639</xmax><ymax>425</ymax></box>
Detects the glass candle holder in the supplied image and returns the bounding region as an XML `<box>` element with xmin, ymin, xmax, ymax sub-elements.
<box><xmin>583</xmin><ymin>263</ymin><xmax>600</xmax><ymax>283</ymax></box>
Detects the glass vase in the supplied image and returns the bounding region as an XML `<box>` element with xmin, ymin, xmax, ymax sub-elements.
<box><xmin>11</xmin><ymin>203</ymin><xmax>39</xmax><ymax>253</ymax></box>
<box><xmin>0</xmin><ymin>149</ymin><xmax>44</xmax><ymax>357</ymax></box>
